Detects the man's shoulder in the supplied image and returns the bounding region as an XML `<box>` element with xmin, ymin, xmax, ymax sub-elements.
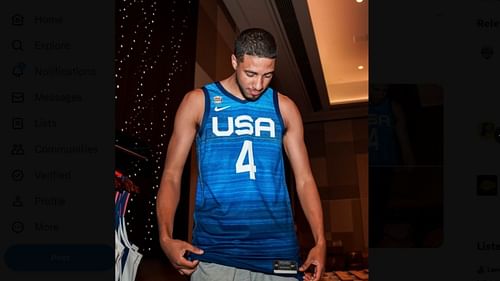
<box><xmin>276</xmin><ymin>92</ymin><xmax>303</xmax><ymax>129</ymax></box>
<box><xmin>182</xmin><ymin>88</ymin><xmax>205</xmax><ymax>106</ymax></box>
<box><xmin>277</xmin><ymin>92</ymin><xmax>297</xmax><ymax>109</ymax></box>
<box><xmin>188</xmin><ymin>88</ymin><xmax>204</xmax><ymax>95</ymax></box>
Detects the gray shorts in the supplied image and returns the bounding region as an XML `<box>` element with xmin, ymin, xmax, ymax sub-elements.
<box><xmin>190</xmin><ymin>261</ymin><xmax>298</xmax><ymax>281</ymax></box>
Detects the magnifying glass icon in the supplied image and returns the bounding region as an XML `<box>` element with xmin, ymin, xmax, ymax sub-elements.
<box><xmin>11</xmin><ymin>40</ymin><xmax>23</xmax><ymax>51</ymax></box>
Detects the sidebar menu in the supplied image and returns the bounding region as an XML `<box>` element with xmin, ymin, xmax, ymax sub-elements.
<box><xmin>2</xmin><ymin>1</ymin><xmax>114</xmax><ymax>280</ymax></box>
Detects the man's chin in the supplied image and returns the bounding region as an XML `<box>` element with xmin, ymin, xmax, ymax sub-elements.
<box><xmin>245</xmin><ymin>91</ymin><xmax>264</xmax><ymax>101</ymax></box>
<box><xmin>240</xmin><ymin>93</ymin><xmax>256</xmax><ymax>101</ymax></box>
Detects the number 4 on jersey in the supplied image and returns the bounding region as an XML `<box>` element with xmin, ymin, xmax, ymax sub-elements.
<box><xmin>236</xmin><ymin>140</ymin><xmax>256</xmax><ymax>180</ymax></box>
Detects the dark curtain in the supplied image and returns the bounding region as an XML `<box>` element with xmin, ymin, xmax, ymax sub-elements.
<box><xmin>115</xmin><ymin>0</ymin><xmax>199</xmax><ymax>257</ymax></box>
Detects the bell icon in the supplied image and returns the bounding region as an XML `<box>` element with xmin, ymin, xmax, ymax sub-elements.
<box><xmin>12</xmin><ymin>62</ymin><xmax>26</xmax><ymax>77</ymax></box>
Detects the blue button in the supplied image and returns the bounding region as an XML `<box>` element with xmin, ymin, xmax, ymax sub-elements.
<box><xmin>5</xmin><ymin>244</ymin><xmax>114</xmax><ymax>271</ymax></box>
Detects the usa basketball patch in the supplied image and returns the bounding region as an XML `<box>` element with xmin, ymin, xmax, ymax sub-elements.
<box><xmin>213</xmin><ymin>96</ymin><xmax>222</xmax><ymax>104</ymax></box>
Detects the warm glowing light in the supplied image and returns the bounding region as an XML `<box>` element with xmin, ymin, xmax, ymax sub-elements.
<box><xmin>307</xmin><ymin>0</ymin><xmax>368</xmax><ymax>105</ymax></box>
<box><xmin>357</xmin><ymin>65</ymin><xmax>364</xmax><ymax>70</ymax></box>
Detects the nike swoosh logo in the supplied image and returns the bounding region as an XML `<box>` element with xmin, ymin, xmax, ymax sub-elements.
<box><xmin>214</xmin><ymin>106</ymin><xmax>231</xmax><ymax>112</ymax></box>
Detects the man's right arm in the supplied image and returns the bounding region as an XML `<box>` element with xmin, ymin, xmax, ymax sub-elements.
<box><xmin>156</xmin><ymin>89</ymin><xmax>204</xmax><ymax>275</ymax></box>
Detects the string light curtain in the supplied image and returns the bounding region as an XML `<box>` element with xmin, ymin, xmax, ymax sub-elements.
<box><xmin>115</xmin><ymin>0</ymin><xmax>199</xmax><ymax>256</ymax></box>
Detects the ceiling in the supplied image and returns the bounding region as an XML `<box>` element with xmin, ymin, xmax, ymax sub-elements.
<box><xmin>221</xmin><ymin>0</ymin><xmax>368</xmax><ymax>120</ymax></box>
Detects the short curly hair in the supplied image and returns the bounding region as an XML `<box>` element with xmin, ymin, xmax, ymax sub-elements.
<box><xmin>234</xmin><ymin>28</ymin><xmax>277</xmax><ymax>61</ymax></box>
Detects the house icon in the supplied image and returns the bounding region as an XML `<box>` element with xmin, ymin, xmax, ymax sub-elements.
<box><xmin>12</xmin><ymin>14</ymin><xmax>24</xmax><ymax>26</ymax></box>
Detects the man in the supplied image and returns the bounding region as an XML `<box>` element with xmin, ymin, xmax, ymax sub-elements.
<box><xmin>156</xmin><ymin>28</ymin><xmax>325</xmax><ymax>281</ymax></box>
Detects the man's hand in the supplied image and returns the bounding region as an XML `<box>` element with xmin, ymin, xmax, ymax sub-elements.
<box><xmin>160</xmin><ymin>238</ymin><xmax>204</xmax><ymax>276</ymax></box>
<box><xmin>299</xmin><ymin>243</ymin><xmax>326</xmax><ymax>281</ymax></box>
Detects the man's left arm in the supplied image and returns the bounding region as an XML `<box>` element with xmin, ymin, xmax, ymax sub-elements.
<box><xmin>279</xmin><ymin>94</ymin><xmax>326</xmax><ymax>281</ymax></box>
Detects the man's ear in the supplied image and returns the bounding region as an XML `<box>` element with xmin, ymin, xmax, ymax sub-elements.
<box><xmin>231</xmin><ymin>54</ymin><xmax>238</xmax><ymax>70</ymax></box>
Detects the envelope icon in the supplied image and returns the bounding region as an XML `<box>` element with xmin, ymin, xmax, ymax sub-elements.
<box><xmin>11</xmin><ymin>92</ymin><xmax>24</xmax><ymax>103</ymax></box>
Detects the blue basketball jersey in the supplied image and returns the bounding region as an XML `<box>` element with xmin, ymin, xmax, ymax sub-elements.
<box><xmin>190</xmin><ymin>82</ymin><xmax>300</xmax><ymax>276</ymax></box>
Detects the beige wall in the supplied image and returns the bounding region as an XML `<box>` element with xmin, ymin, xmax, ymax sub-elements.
<box><xmin>194</xmin><ymin>0</ymin><xmax>236</xmax><ymax>87</ymax></box>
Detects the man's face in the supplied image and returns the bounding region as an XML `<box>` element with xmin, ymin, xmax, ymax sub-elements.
<box><xmin>232</xmin><ymin>54</ymin><xmax>275</xmax><ymax>101</ymax></box>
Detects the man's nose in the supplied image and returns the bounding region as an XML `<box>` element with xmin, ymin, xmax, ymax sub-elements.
<box><xmin>254</xmin><ymin>77</ymin><xmax>264</xmax><ymax>91</ymax></box>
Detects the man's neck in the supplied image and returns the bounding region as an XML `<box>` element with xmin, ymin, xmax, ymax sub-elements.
<box><xmin>219</xmin><ymin>75</ymin><xmax>244</xmax><ymax>100</ymax></box>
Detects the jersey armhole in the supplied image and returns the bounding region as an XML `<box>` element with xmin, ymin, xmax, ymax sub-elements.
<box><xmin>198</xmin><ymin>87</ymin><xmax>210</xmax><ymax>138</ymax></box>
<box><xmin>273</xmin><ymin>89</ymin><xmax>286</xmax><ymax>134</ymax></box>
